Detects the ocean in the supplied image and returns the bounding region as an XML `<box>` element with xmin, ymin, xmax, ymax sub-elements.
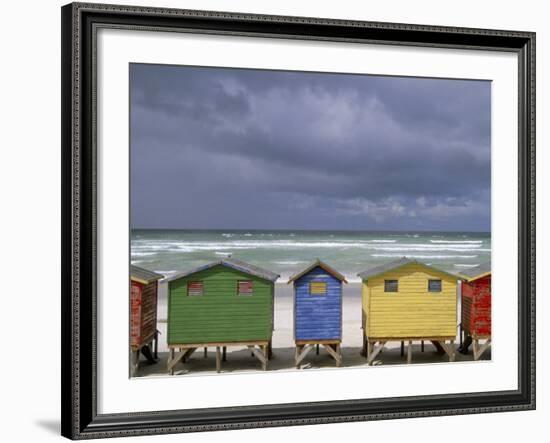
<box><xmin>131</xmin><ymin>230</ymin><xmax>491</xmax><ymax>282</ymax></box>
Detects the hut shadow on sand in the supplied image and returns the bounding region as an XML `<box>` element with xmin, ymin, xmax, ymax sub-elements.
<box><xmin>133</xmin><ymin>343</ymin><xmax>490</xmax><ymax>377</ymax></box>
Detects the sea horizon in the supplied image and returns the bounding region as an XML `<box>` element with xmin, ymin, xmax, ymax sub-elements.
<box><xmin>131</xmin><ymin>228</ymin><xmax>491</xmax><ymax>283</ymax></box>
<box><xmin>131</xmin><ymin>227</ymin><xmax>491</xmax><ymax>234</ymax></box>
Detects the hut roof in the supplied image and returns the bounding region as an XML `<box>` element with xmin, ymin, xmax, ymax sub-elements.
<box><xmin>458</xmin><ymin>262</ymin><xmax>491</xmax><ymax>282</ymax></box>
<box><xmin>130</xmin><ymin>265</ymin><xmax>164</xmax><ymax>284</ymax></box>
<box><xmin>357</xmin><ymin>257</ymin><xmax>462</xmax><ymax>281</ymax></box>
<box><xmin>166</xmin><ymin>257</ymin><xmax>280</xmax><ymax>283</ymax></box>
<box><xmin>287</xmin><ymin>259</ymin><xmax>347</xmax><ymax>284</ymax></box>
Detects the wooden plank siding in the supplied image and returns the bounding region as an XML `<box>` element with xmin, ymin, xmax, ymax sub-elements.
<box><xmin>130</xmin><ymin>279</ymin><xmax>159</xmax><ymax>349</ymax></box>
<box><xmin>361</xmin><ymin>281</ymin><xmax>369</xmax><ymax>331</ymax></box>
<box><xmin>294</xmin><ymin>266</ymin><xmax>342</xmax><ymax>341</ymax></box>
<box><xmin>168</xmin><ymin>265</ymin><xmax>274</xmax><ymax>344</ymax></box>
<box><xmin>461</xmin><ymin>275</ymin><xmax>491</xmax><ymax>338</ymax></box>
<box><xmin>363</xmin><ymin>262</ymin><xmax>458</xmax><ymax>339</ymax></box>
<box><xmin>461</xmin><ymin>295</ymin><xmax>473</xmax><ymax>334</ymax></box>
<box><xmin>140</xmin><ymin>281</ymin><xmax>158</xmax><ymax>343</ymax></box>
<box><xmin>130</xmin><ymin>281</ymin><xmax>142</xmax><ymax>348</ymax></box>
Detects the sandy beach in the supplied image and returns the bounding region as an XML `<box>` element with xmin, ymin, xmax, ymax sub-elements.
<box><xmin>134</xmin><ymin>282</ymin><xmax>490</xmax><ymax>377</ymax></box>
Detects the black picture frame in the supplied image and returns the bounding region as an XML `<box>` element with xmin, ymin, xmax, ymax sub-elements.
<box><xmin>61</xmin><ymin>2</ymin><xmax>536</xmax><ymax>439</ymax></box>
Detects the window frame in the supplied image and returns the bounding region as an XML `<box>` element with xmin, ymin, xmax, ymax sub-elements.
<box><xmin>309</xmin><ymin>281</ymin><xmax>328</xmax><ymax>296</ymax></box>
<box><xmin>187</xmin><ymin>281</ymin><xmax>204</xmax><ymax>296</ymax></box>
<box><xmin>237</xmin><ymin>280</ymin><xmax>254</xmax><ymax>296</ymax></box>
<box><xmin>428</xmin><ymin>279</ymin><xmax>442</xmax><ymax>293</ymax></box>
<box><xmin>384</xmin><ymin>279</ymin><xmax>399</xmax><ymax>293</ymax></box>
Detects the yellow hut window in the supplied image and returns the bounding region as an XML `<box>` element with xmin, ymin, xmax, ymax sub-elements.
<box><xmin>187</xmin><ymin>281</ymin><xmax>204</xmax><ymax>296</ymax></box>
<box><xmin>310</xmin><ymin>281</ymin><xmax>327</xmax><ymax>295</ymax></box>
<box><xmin>428</xmin><ymin>279</ymin><xmax>442</xmax><ymax>292</ymax></box>
<box><xmin>237</xmin><ymin>280</ymin><xmax>254</xmax><ymax>296</ymax></box>
<box><xmin>384</xmin><ymin>279</ymin><xmax>398</xmax><ymax>292</ymax></box>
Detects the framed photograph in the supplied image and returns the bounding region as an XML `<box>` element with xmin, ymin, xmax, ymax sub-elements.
<box><xmin>61</xmin><ymin>2</ymin><xmax>535</xmax><ymax>439</ymax></box>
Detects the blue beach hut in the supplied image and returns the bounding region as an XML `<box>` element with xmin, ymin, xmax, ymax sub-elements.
<box><xmin>288</xmin><ymin>259</ymin><xmax>347</xmax><ymax>368</ymax></box>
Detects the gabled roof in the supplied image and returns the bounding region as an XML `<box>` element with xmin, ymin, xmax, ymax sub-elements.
<box><xmin>287</xmin><ymin>259</ymin><xmax>348</xmax><ymax>284</ymax></box>
<box><xmin>130</xmin><ymin>265</ymin><xmax>164</xmax><ymax>284</ymax></box>
<box><xmin>357</xmin><ymin>257</ymin><xmax>462</xmax><ymax>281</ymax></box>
<box><xmin>166</xmin><ymin>257</ymin><xmax>280</xmax><ymax>283</ymax></box>
<box><xmin>458</xmin><ymin>262</ymin><xmax>491</xmax><ymax>282</ymax></box>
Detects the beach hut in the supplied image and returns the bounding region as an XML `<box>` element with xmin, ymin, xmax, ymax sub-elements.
<box><xmin>458</xmin><ymin>262</ymin><xmax>491</xmax><ymax>360</ymax></box>
<box><xmin>165</xmin><ymin>257</ymin><xmax>279</xmax><ymax>374</ymax></box>
<box><xmin>130</xmin><ymin>265</ymin><xmax>164</xmax><ymax>376</ymax></box>
<box><xmin>357</xmin><ymin>257</ymin><xmax>461</xmax><ymax>365</ymax></box>
<box><xmin>288</xmin><ymin>260</ymin><xmax>347</xmax><ymax>368</ymax></box>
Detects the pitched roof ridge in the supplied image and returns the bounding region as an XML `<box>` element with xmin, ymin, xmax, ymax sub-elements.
<box><xmin>130</xmin><ymin>264</ymin><xmax>164</xmax><ymax>283</ymax></box>
<box><xmin>357</xmin><ymin>257</ymin><xmax>461</xmax><ymax>281</ymax></box>
<box><xmin>166</xmin><ymin>257</ymin><xmax>279</xmax><ymax>282</ymax></box>
<box><xmin>458</xmin><ymin>261</ymin><xmax>491</xmax><ymax>280</ymax></box>
<box><xmin>288</xmin><ymin>259</ymin><xmax>347</xmax><ymax>283</ymax></box>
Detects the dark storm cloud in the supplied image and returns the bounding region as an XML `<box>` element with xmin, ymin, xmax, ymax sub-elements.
<box><xmin>130</xmin><ymin>64</ymin><xmax>491</xmax><ymax>231</ymax></box>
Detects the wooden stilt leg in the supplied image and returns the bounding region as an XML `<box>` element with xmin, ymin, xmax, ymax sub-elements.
<box><xmin>367</xmin><ymin>341</ymin><xmax>385</xmax><ymax>365</ymax></box>
<box><xmin>400</xmin><ymin>341</ymin><xmax>404</xmax><ymax>356</ymax></box>
<box><xmin>262</xmin><ymin>345</ymin><xmax>268</xmax><ymax>371</ymax></box>
<box><xmin>438</xmin><ymin>340</ymin><xmax>456</xmax><ymax>362</ymax></box>
<box><xmin>367</xmin><ymin>341</ymin><xmax>373</xmax><ymax>365</ymax></box>
<box><xmin>204</xmin><ymin>347</ymin><xmax>207</xmax><ymax>358</ymax></box>
<box><xmin>336</xmin><ymin>344</ymin><xmax>342</xmax><ymax>367</ymax></box>
<box><xmin>407</xmin><ymin>340</ymin><xmax>412</xmax><ymax>364</ymax></box>
<box><xmin>181</xmin><ymin>348</ymin><xmax>187</xmax><ymax>364</ymax></box>
<box><xmin>316</xmin><ymin>344</ymin><xmax>320</xmax><ymax>355</ymax></box>
<box><xmin>168</xmin><ymin>348</ymin><xmax>175</xmax><ymax>375</ymax></box>
<box><xmin>268</xmin><ymin>340</ymin><xmax>273</xmax><ymax>360</ymax></box>
<box><xmin>247</xmin><ymin>345</ymin><xmax>268</xmax><ymax>369</ymax></box>
<box><xmin>324</xmin><ymin>343</ymin><xmax>339</xmax><ymax>366</ymax></box>
<box><xmin>153</xmin><ymin>332</ymin><xmax>158</xmax><ymax>360</ymax></box>
<box><xmin>295</xmin><ymin>345</ymin><xmax>301</xmax><ymax>369</ymax></box>
<box><xmin>473</xmin><ymin>339</ymin><xmax>491</xmax><ymax>360</ymax></box>
<box><xmin>216</xmin><ymin>346</ymin><xmax>221</xmax><ymax>373</ymax></box>
<box><xmin>421</xmin><ymin>340</ymin><xmax>425</xmax><ymax>352</ymax></box>
<box><xmin>222</xmin><ymin>346</ymin><xmax>227</xmax><ymax>362</ymax></box>
<box><xmin>131</xmin><ymin>350</ymin><xmax>139</xmax><ymax>377</ymax></box>
<box><xmin>295</xmin><ymin>344</ymin><xmax>314</xmax><ymax>368</ymax></box>
<box><xmin>473</xmin><ymin>339</ymin><xmax>479</xmax><ymax>360</ymax></box>
<box><xmin>178</xmin><ymin>347</ymin><xmax>184</xmax><ymax>364</ymax></box>
<box><xmin>167</xmin><ymin>347</ymin><xmax>195</xmax><ymax>374</ymax></box>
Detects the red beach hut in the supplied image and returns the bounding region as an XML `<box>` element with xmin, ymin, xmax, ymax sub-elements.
<box><xmin>130</xmin><ymin>265</ymin><xmax>164</xmax><ymax>376</ymax></box>
<box><xmin>458</xmin><ymin>262</ymin><xmax>491</xmax><ymax>360</ymax></box>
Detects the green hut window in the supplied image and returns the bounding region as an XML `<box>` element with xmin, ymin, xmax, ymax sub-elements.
<box><xmin>310</xmin><ymin>281</ymin><xmax>327</xmax><ymax>295</ymax></box>
<box><xmin>237</xmin><ymin>280</ymin><xmax>254</xmax><ymax>296</ymax></box>
<box><xmin>428</xmin><ymin>279</ymin><xmax>442</xmax><ymax>292</ymax></box>
<box><xmin>187</xmin><ymin>281</ymin><xmax>204</xmax><ymax>296</ymax></box>
<box><xmin>384</xmin><ymin>279</ymin><xmax>398</xmax><ymax>292</ymax></box>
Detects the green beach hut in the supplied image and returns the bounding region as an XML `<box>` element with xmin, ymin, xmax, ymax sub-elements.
<box><xmin>166</xmin><ymin>257</ymin><xmax>279</xmax><ymax>374</ymax></box>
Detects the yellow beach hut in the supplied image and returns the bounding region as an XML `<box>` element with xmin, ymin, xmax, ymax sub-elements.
<box><xmin>357</xmin><ymin>257</ymin><xmax>461</xmax><ymax>365</ymax></box>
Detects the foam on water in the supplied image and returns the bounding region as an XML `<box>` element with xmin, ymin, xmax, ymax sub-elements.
<box><xmin>131</xmin><ymin>229</ymin><xmax>491</xmax><ymax>280</ymax></box>
<box><xmin>371</xmin><ymin>254</ymin><xmax>478</xmax><ymax>259</ymax></box>
<box><xmin>430</xmin><ymin>240</ymin><xmax>483</xmax><ymax>244</ymax></box>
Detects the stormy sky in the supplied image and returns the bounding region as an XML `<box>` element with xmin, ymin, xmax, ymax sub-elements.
<box><xmin>130</xmin><ymin>63</ymin><xmax>491</xmax><ymax>232</ymax></box>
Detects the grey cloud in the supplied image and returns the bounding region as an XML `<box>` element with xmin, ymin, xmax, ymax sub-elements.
<box><xmin>130</xmin><ymin>63</ymin><xmax>491</xmax><ymax>231</ymax></box>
